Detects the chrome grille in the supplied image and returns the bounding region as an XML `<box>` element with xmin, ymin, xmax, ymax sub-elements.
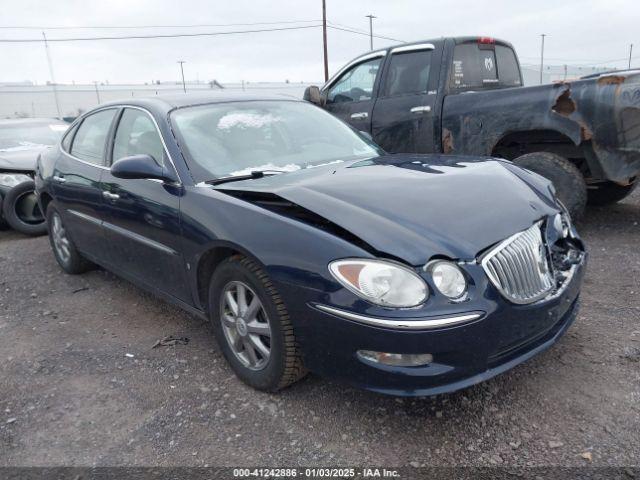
<box><xmin>481</xmin><ymin>222</ymin><xmax>554</xmax><ymax>304</ymax></box>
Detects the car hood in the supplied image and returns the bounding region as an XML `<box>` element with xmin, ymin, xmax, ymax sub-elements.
<box><xmin>0</xmin><ymin>145</ymin><xmax>49</xmax><ymax>171</ymax></box>
<box><xmin>214</xmin><ymin>154</ymin><xmax>560</xmax><ymax>265</ymax></box>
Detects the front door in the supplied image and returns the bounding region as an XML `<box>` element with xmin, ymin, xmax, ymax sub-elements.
<box><xmin>53</xmin><ymin>108</ymin><xmax>118</xmax><ymax>258</ymax></box>
<box><xmin>371</xmin><ymin>46</ymin><xmax>438</xmax><ymax>153</ymax></box>
<box><xmin>323</xmin><ymin>55</ymin><xmax>384</xmax><ymax>134</ymax></box>
<box><xmin>100</xmin><ymin>107</ymin><xmax>190</xmax><ymax>302</ymax></box>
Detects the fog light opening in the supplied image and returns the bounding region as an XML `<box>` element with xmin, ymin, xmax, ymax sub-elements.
<box><xmin>357</xmin><ymin>350</ymin><xmax>433</xmax><ymax>367</ymax></box>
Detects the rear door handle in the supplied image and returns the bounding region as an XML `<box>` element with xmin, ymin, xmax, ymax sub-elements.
<box><xmin>53</xmin><ymin>175</ymin><xmax>66</xmax><ymax>183</ymax></box>
<box><xmin>410</xmin><ymin>105</ymin><xmax>431</xmax><ymax>114</ymax></box>
<box><xmin>350</xmin><ymin>112</ymin><xmax>368</xmax><ymax>120</ymax></box>
<box><xmin>102</xmin><ymin>191</ymin><xmax>120</xmax><ymax>201</ymax></box>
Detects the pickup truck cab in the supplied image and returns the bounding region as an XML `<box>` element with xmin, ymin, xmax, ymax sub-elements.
<box><xmin>305</xmin><ymin>36</ymin><xmax>640</xmax><ymax>218</ymax></box>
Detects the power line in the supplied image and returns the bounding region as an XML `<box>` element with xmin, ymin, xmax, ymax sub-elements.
<box><xmin>327</xmin><ymin>24</ymin><xmax>404</xmax><ymax>43</ymax></box>
<box><xmin>0</xmin><ymin>24</ymin><xmax>322</xmax><ymax>42</ymax></box>
<box><xmin>0</xmin><ymin>19</ymin><xmax>322</xmax><ymax>30</ymax></box>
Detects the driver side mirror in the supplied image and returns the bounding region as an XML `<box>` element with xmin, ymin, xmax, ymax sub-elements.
<box><xmin>111</xmin><ymin>154</ymin><xmax>178</xmax><ymax>183</ymax></box>
<box><xmin>303</xmin><ymin>85</ymin><xmax>324</xmax><ymax>106</ymax></box>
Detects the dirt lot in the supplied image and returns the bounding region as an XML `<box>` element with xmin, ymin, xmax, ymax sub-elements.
<box><xmin>0</xmin><ymin>190</ymin><xmax>639</xmax><ymax>469</ymax></box>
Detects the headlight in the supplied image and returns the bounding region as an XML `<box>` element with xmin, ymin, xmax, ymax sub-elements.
<box><xmin>0</xmin><ymin>173</ymin><xmax>31</xmax><ymax>188</ymax></box>
<box><xmin>553</xmin><ymin>212</ymin><xmax>571</xmax><ymax>238</ymax></box>
<box><xmin>427</xmin><ymin>260</ymin><xmax>467</xmax><ymax>300</ymax></box>
<box><xmin>329</xmin><ymin>259</ymin><xmax>428</xmax><ymax>308</ymax></box>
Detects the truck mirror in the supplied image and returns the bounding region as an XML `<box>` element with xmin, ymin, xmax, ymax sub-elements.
<box><xmin>303</xmin><ymin>86</ymin><xmax>322</xmax><ymax>106</ymax></box>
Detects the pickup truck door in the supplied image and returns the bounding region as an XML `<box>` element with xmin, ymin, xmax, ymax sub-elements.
<box><xmin>371</xmin><ymin>44</ymin><xmax>438</xmax><ymax>153</ymax></box>
<box><xmin>322</xmin><ymin>53</ymin><xmax>385</xmax><ymax>134</ymax></box>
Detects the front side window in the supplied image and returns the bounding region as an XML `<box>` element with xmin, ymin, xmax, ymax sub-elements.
<box><xmin>326</xmin><ymin>57</ymin><xmax>382</xmax><ymax>104</ymax></box>
<box><xmin>383</xmin><ymin>50</ymin><xmax>432</xmax><ymax>97</ymax></box>
<box><xmin>170</xmin><ymin>101</ymin><xmax>381</xmax><ymax>181</ymax></box>
<box><xmin>70</xmin><ymin>109</ymin><xmax>117</xmax><ymax>165</ymax></box>
<box><xmin>112</xmin><ymin>108</ymin><xmax>164</xmax><ymax>164</ymax></box>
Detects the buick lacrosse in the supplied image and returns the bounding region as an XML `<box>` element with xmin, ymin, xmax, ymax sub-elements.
<box><xmin>36</xmin><ymin>94</ymin><xmax>586</xmax><ymax>395</ymax></box>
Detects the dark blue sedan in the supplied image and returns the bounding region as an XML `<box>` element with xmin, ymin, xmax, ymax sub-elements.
<box><xmin>35</xmin><ymin>94</ymin><xmax>586</xmax><ymax>395</ymax></box>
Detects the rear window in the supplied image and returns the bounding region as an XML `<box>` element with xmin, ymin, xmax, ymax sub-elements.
<box><xmin>383</xmin><ymin>50</ymin><xmax>432</xmax><ymax>97</ymax></box>
<box><xmin>450</xmin><ymin>43</ymin><xmax>521</xmax><ymax>89</ymax></box>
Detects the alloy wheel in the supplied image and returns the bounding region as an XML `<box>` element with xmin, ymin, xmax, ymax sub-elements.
<box><xmin>220</xmin><ymin>280</ymin><xmax>272</xmax><ymax>371</ymax></box>
<box><xmin>51</xmin><ymin>212</ymin><xmax>71</xmax><ymax>264</ymax></box>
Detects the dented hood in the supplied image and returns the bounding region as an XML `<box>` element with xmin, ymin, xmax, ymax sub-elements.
<box><xmin>215</xmin><ymin>154</ymin><xmax>560</xmax><ymax>265</ymax></box>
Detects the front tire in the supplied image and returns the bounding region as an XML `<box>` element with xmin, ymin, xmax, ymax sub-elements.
<box><xmin>46</xmin><ymin>203</ymin><xmax>94</xmax><ymax>274</ymax></box>
<box><xmin>208</xmin><ymin>256</ymin><xmax>306</xmax><ymax>392</ymax></box>
<box><xmin>587</xmin><ymin>180</ymin><xmax>638</xmax><ymax>206</ymax></box>
<box><xmin>513</xmin><ymin>152</ymin><xmax>587</xmax><ymax>220</ymax></box>
<box><xmin>1</xmin><ymin>180</ymin><xmax>47</xmax><ymax>236</ymax></box>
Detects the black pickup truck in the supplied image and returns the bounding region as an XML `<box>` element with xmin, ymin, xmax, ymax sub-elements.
<box><xmin>304</xmin><ymin>36</ymin><xmax>640</xmax><ymax>218</ymax></box>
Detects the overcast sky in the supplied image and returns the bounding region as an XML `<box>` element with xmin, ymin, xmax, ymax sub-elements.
<box><xmin>0</xmin><ymin>0</ymin><xmax>638</xmax><ymax>85</ymax></box>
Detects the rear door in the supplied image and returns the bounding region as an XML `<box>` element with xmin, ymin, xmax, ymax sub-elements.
<box><xmin>322</xmin><ymin>53</ymin><xmax>385</xmax><ymax>133</ymax></box>
<box><xmin>53</xmin><ymin>108</ymin><xmax>117</xmax><ymax>259</ymax></box>
<box><xmin>371</xmin><ymin>44</ymin><xmax>438</xmax><ymax>153</ymax></box>
<box><xmin>100</xmin><ymin>107</ymin><xmax>190</xmax><ymax>302</ymax></box>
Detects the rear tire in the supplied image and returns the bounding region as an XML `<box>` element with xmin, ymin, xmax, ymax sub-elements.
<box><xmin>513</xmin><ymin>152</ymin><xmax>587</xmax><ymax>220</ymax></box>
<box><xmin>208</xmin><ymin>255</ymin><xmax>306</xmax><ymax>392</ymax></box>
<box><xmin>46</xmin><ymin>203</ymin><xmax>94</xmax><ymax>274</ymax></box>
<box><xmin>587</xmin><ymin>180</ymin><xmax>638</xmax><ymax>206</ymax></box>
<box><xmin>1</xmin><ymin>180</ymin><xmax>47</xmax><ymax>236</ymax></box>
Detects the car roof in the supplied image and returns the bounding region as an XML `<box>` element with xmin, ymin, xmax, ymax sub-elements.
<box><xmin>97</xmin><ymin>92</ymin><xmax>304</xmax><ymax>114</ymax></box>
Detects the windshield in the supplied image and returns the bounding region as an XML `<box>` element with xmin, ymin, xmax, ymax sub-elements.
<box><xmin>0</xmin><ymin>122</ymin><xmax>68</xmax><ymax>151</ymax></box>
<box><xmin>170</xmin><ymin>100</ymin><xmax>381</xmax><ymax>181</ymax></box>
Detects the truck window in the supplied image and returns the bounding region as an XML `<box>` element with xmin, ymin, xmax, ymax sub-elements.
<box><xmin>495</xmin><ymin>45</ymin><xmax>522</xmax><ymax>86</ymax></box>
<box><xmin>450</xmin><ymin>43</ymin><xmax>497</xmax><ymax>89</ymax></box>
<box><xmin>383</xmin><ymin>50</ymin><xmax>432</xmax><ymax>97</ymax></box>
<box><xmin>326</xmin><ymin>58</ymin><xmax>382</xmax><ymax>104</ymax></box>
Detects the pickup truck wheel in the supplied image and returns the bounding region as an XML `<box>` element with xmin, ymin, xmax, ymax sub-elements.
<box><xmin>513</xmin><ymin>152</ymin><xmax>587</xmax><ymax>220</ymax></box>
<box><xmin>1</xmin><ymin>180</ymin><xmax>47</xmax><ymax>236</ymax></box>
<box><xmin>587</xmin><ymin>181</ymin><xmax>638</xmax><ymax>206</ymax></box>
<box><xmin>208</xmin><ymin>255</ymin><xmax>307</xmax><ymax>392</ymax></box>
<box><xmin>46</xmin><ymin>203</ymin><xmax>94</xmax><ymax>274</ymax></box>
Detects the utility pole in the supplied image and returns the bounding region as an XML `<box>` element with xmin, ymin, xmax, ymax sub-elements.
<box><xmin>322</xmin><ymin>0</ymin><xmax>329</xmax><ymax>82</ymax></box>
<box><xmin>177</xmin><ymin>60</ymin><xmax>186</xmax><ymax>93</ymax></box>
<box><xmin>629</xmin><ymin>44</ymin><xmax>634</xmax><ymax>69</ymax></box>
<box><xmin>539</xmin><ymin>34</ymin><xmax>546</xmax><ymax>85</ymax></box>
<box><xmin>365</xmin><ymin>14</ymin><xmax>376</xmax><ymax>51</ymax></box>
<box><xmin>93</xmin><ymin>81</ymin><xmax>101</xmax><ymax>104</ymax></box>
<box><xmin>42</xmin><ymin>32</ymin><xmax>62</xmax><ymax>119</ymax></box>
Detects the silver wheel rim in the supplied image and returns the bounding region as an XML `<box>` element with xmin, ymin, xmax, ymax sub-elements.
<box><xmin>51</xmin><ymin>213</ymin><xmax>71</xmax><ymax>264</ymax></box>
<box><xmin>220</xmin><ymin>281</ymin><xmax>272</xmax><ymax>371</ymax></box>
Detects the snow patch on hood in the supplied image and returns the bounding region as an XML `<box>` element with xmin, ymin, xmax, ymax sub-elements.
<box><xmin>0</xmin><ymin>142</ymin><xmax>49</xmax><ymax>153</ymax></box>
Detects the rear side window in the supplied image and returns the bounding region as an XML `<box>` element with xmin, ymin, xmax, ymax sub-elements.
<box><xmin>70</xmin><ymin>109</ymin><xmax>117</xmax><ymax>165</ymax></box>
<box><xmin>61</xmin><ymin>124</ymin><xmax>77</xmax><ymax>151</ymax></box>
<box><xmin>495</xmin><ymin>45</ymin><xmax>522</xmax><ymax>86</ymax></box>
<box><xmin>383</xmin><ymin>50</ymin><xmax>432</xmax><ymax>97</ymax></box>
<box><xmin>450</xmin><ymin>43</ymin><xmax>521</xmax><ymax>89</ymax></box>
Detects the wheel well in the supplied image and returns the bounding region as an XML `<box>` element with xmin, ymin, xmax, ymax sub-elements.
<box><xmin>491</xmin><ymin>129</ymin><xmax>590</xmax><ymax>175</ymax></box>
<box><xmin>196</xmin><ymin>246</ymin><xmax>243</xmax><ymax>314</ymax></box>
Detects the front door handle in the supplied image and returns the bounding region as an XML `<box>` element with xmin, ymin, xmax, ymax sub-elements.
<box><xmin>350</xmin><ymin>112</ymin><xmax>369</xmax><ymax>120</ymax></box>
<box><xmin>102</xmin><ymin>191</ymin><xmax>120</xmax><ymax>201</ymax></box>
<box><xmin>53</xmin><ymin>175</ymin><xmax>66</xmax><ymax>184</ymax></box>
<box><xmin>410</xmin><ymin>105</ymin><xmax>432</xmax><ymax>114</ymax></box>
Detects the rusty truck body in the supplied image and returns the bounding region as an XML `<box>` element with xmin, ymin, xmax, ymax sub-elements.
<box><xmin>305</xmin><ymin>36</ymin><xmax>640</xmax><ymax>218</ymax></box>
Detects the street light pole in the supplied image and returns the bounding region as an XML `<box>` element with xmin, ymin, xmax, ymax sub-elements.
<box><xmin>177</xmin><ymin>60</ymin><xmax>186</xmax><ymax>93</ymax></box>
<box><xmin>539</xmin><ymin>34</ymin><xmax>546</xmax><ymax>85</ymax></box>
<box><xmin>93</xmin><ymin>81</ymin><xmax>101</xmax><ymax>104</ymax></box>
<box><xmin>365</xmin><ymin>14</ymin><xmax>376</xmax><ymax>51</ymax></box>
<box><xmin>322</xmin><ymin>0</ymin><xmax>329</xmax><ymax>82</ymax></box>
<box><xmin>629</xmin><ymin>44</ymin><xmax>634</xmax><ymax>69</ymax></box>
<box><xmin>42</xmin><ymin>32</ymin><xmax>62</xmax><ymax>119</ymax></box>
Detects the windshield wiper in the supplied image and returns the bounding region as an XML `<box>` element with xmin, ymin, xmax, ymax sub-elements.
<box><xmin>206</xmin><ymin>170</ymin><xmax>286</xmax><ymax>186</ymax></box>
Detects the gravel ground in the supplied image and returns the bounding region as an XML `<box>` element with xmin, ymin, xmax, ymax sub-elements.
<box><xmin>0</xmin><ymin>190</ymin><xmax>639</xmax><ymax>469</ymax></box>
